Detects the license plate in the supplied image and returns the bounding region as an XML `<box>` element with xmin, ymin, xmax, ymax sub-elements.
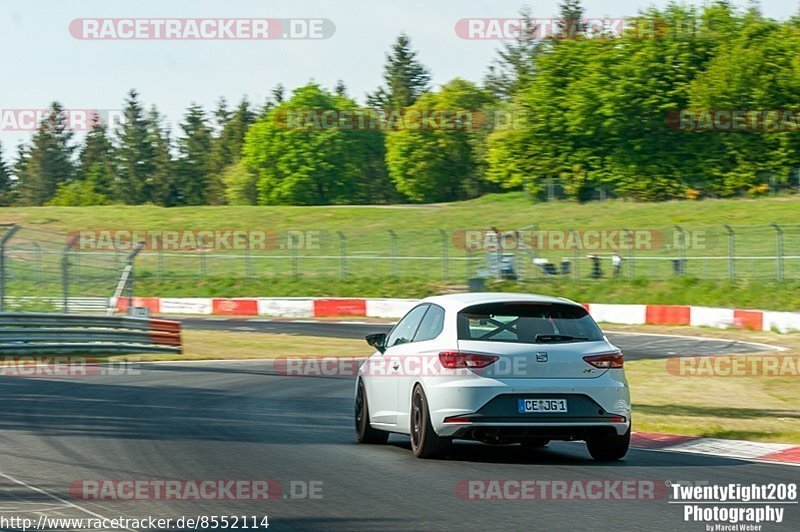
<box><xmin>518</xmin><ymin>398</ymin><xmax>568</xmax><ymax>413</ymax></box>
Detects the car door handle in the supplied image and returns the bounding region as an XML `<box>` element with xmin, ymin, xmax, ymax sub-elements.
<box><xmin>392</xmin><ymin>362</ymin><xmax>400</xmax><ymax>370</ymax></box>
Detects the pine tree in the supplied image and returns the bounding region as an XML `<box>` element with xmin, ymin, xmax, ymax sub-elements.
<box><xmin>176</xmin><ymin>103</ymin><xmax>215</xmax><ymax>205</ymax></box>
<box><xmin>210</xmin><ymin>98</ymin><xmax>255</xmax><ymax>178</ymax></box>
<box><xmin>147</xmin><ymin>107</ymin><xmax>178</xmax><ymax>206</ymax></box>
<box><xmin>557</xmin><ymin>0</ymin><xmax>585</xmax><ymax>38</ymax></box>
<box><xmin>77</xmin><ymin>113</ymin><xmax>115</xmax><ymax>192</ymax></box>
<box><xmin>115</xmin><ymin>90</ymin><xmax>156</xmax><ymax>203</ymax></box>
<box><xmin>484</xmin><ymin>7</ymin><xmax>542</xmax><ymax>99</ymax></box>
<box><xmin>14</xmin><ymin>102</ymin><xmax>75</xmax><ymax>206</ymax></box>
<box><xmin>367</xmin><ymin>34</ymin><xmax>431</xmax><ymax>110</ymax></box>
<box><xmin>0</xmin><ymin>141</ymin><xmax>13</xmax><ymax>206</ymax></box>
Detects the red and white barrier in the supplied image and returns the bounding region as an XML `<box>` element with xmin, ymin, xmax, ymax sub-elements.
<box><xmin>121</xmin><ymin>297</ymin><xmax>800</xmax><ymax>333</ymax></box>
<box><xmin>257</xmin><ymin>298</ymin><xmax>314</xmax><ymax>318</ymax></box>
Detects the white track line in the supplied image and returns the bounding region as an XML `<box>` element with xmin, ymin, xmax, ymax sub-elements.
<box><xmin>605</xmin><ymin>330</ymin><xmax>786</xmax><ymax>352</ymax></box>
<box><xmin>0</xmin><ymin>470</ymin><xmax>136</xmax><ymax>531</ymax></box>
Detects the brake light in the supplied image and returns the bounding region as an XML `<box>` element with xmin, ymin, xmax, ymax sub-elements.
<box><xmin>583</xmin><ymin>351</ymin><xmax>624</xmax><ymax>368</ymax></box>
<box><xmin>443</xmin><ymin>415</ymin><xmax>472</xmax><ymax>423</ymax></box>
<box><xmin>439</xmin><ymin>351</ymin><xmax>499</xmax><ymax>369</ymax></box>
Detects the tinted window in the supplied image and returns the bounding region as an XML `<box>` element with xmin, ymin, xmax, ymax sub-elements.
<box><xmin>414</xmin><ymin>304</ymin><xmax>445</xmax><ymax>342</ymax></box>
<box><xmin>386</xmin><ymin>304</ymin><xmax>429</xmax><ymax>347</ymax></box>
<box><xmin>458</xmin><ymin>302</ymin><xmax>603</xmax><ymax>343</ymax></box>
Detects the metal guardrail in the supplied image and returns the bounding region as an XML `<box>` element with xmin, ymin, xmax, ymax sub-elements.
<box><xmin>0</xmin><ymin>313</ymin><xmax>182</xmax><ymax>355</ymax></box>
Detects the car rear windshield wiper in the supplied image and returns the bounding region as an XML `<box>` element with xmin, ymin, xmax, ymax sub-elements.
<box><xmin>535</xmin><ymin>334</ymin><xmax>589</xmax><ymax>343</ymax></box>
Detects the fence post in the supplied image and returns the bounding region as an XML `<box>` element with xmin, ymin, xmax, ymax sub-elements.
<box><xmin>61</xmin><ymin>235</ymin><xmax>79</xmax><ymax>313</ymax></box>
<box><xmin>723</xmin><ymin>225</ymin><xmax>735</xmax><ymax>279</ymax></box>
<box><xmin>388</xmin><ymin>230</ymin><xmax>397</xmax><ymax>276</ymax></box>
<box><xmin>33</xmin><ymin>242</ymin><xmax>42</xmax><ymax>283</ymax></box>
<box><xmin>624</xmin><ymin>228</ymin><xmax>634</xmax><ymax>279</ymax></box>
<box><xmin>439</xmin><ymin>229</ymin><xmax>449</xmax><ymax>280</ymax></box>
<box><xmin>337</xmin><ymin>231</ymin><xmax>347</xmax><ymax>279</ymax></box>
<box><xmin>0</xmin><ymin>224</ymin><xmax>20</xmax><ymax>312</ymax></box>
<box><xmin>291</xmin><ymin>233</ymin><xmax>299</xmax><ymax>279</ymax></box>
<box><xmin>571</xmin><ymin>229</ymin><xmax>580</xmax><ymax>280</ymax></box>
<box><xmin>674</xmin><ymin>225</ymin><xmax>686</xmax><ymax>275</ymax></box>
<box><xmin>245</xmin><ymin>247</ymin><xmax>253</xmax><ymax>279</ymax></box>
<box><xmin>157</xmin><ymin>242</ymin><xmax>164</xmax><ymax>281</ymax></box>
<box><xmin>771</xmin><ymin>223</ymin><xmax>784</xmax><ymax>281</ymax></box>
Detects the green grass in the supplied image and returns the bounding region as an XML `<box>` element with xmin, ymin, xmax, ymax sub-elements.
<box><xmin>5</xmin><ymin>192</ymin><xmax>800</xmax><ymax>230</ymax></box>
<box><xmin>3</xmin><ymin>193</ymin><xmax>800</xmax><ymax>308</ymax></box>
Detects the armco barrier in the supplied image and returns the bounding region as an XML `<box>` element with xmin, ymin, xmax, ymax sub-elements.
<box><xmin>0</xmin><ymin>313</ymin><xmax>182</xmax><ymax>355</ymax></box>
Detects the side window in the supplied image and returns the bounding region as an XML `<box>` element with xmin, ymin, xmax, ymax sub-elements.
<box><xmin>385</xmin><ymin>304</ymin><xmax>429</xmax><ymax>348</ymax></box>
<box><xmin>414</xmin><ymin>304</ymin><xmax>445</xmax><ymax>342</ymax></box>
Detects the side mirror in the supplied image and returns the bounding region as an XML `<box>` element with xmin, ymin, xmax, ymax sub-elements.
<box><xmin>365</xmin><ymin>333</ymin><xmax>387</xmax><ymax>353</ymax></box>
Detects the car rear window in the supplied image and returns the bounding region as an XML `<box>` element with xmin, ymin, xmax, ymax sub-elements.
<box><xmin>457</xmin><ymin>302</ymin><xmax>604</xmax><ymax>343</ymax></box>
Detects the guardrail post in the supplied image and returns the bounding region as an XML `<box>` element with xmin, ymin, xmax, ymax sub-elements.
<box><xmin>724</xmin><ymin>225</ymin><xmax>735</xmax><ymax>279</ymax></box>
<box><xmin>388</xmin><ymin>230</ymin><xmax>397</xmax><ymax>276</ymax></box>
<box><xmin>439</xmin><ymin>229</ymin><xmax>449</xmax><ymax>280</ymax></box>
<box><xmin>0</xmin><ymin>224</ymin><xmax>20</xmax><ymax>312</ymax></box>
<box><xmin>771</xmin><ymin>223</ymin><xmax>784</xmax><ymax>281</ymax></box>
<box><xmin>337</xmin><ymin>231</ymin><xmax>346</xmax><ymax>279</ymax></box>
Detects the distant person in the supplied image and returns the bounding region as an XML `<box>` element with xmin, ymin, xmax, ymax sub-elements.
<box><xmin>612</xmin><ymin>251</ymin><xmax>623</xmax><ymax>277</ymax></box>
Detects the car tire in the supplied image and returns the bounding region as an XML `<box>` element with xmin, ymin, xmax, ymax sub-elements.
<box><xmin>410</xmin><ymin>385</ymin><xmax>451</xmax><ymax>459</ymax></box>
<box><xmin>586</xmin><ymin>427</ymin><xmax>630</xmax><ymax>461</ymax></box>
<box><xmin>520</xmin><ymin>438</ymin><xmax>550</xmax><ymax>448</ymax></box>
<box><xmin>355</xmin><ymin>380</ymin><xmax>389</xmax><ymax>444</ymax></box>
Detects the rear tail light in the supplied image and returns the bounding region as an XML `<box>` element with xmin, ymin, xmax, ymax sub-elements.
<box><xmin>439</xmin><ymin>351</ymin><xmax>499</xmax><ymax>369</ymax></box>
<box><xmin>583</xmin><ymin>351</ymin><xmax>624</xmax><ymax>369</ymax></box>
<box><xmin>443</xmin><ymin>415</ymin><xmax>472</xmax><ymax>423</ymax></box>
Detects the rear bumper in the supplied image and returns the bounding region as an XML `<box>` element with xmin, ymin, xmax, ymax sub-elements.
<box><xmin>450</xmin><ymin>423</ymin><xmax>626</xmax><ymax>443</ymax></box>
<box><xmin>423</xmin><ymin>375</ymin><xmax>631</xmax><ymax>438</ymax></box>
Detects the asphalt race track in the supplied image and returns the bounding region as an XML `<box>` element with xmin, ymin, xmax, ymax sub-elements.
<box><xmin>180</xmin><ymin>317</ymin><xmax>778</xmax><ymax>360</ymax></box>
<box><xmin>0</xmin><ymin>321</ymin><xmax>794</xmax><ymax>531</ymax></box>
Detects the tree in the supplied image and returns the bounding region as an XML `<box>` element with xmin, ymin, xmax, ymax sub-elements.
<box><xmin>367</xmin><ymin>34</ymin><xmax>431</xmax><ymax>110</ymax></box>
<box><xmin>557</xmin><ymin>0</ymin><xmax>586</xmax><ymax>39</ymax></box>
<box><xmin>242</xmin><ymin>84</ymin><xmax>389</xmax><ymax>205</ymax></box>
<box><xmin>210</xmin><ymin>98</ymin><xmax>256</xmax><ymax>179</ymax></box>
<box><xmin>385</xmin><ymin>79</ymin><xmax>495</xmax><ymax>202</ymax></box>
<box><xmin>115</xmin><ymin>90</ymin><xmax>156</xmax><ymax>203</ymax></box>
<box><xmin>77</xmin><ymin>113</ymin><xmax>115</xmax><ymax>192</ymax></box>
<box><xmin>175</xmin><ymin>103</ymin><xmax>217</xmax><ymax>205</ymax></box>
<box><xmin>484</xmin><ymin>7</ymin><xmax>542</xmax><ymax>100</ymax></box>
<box><xmin>146</xmin><ymin>107</ymin><xmax>177</xmax><ymax>206</ymax></box>
<box><xmin>0</xmin><ymin>141</ymin><xmax>13</xmax><ymax>205</ymax></box>
<box><xmin>14</xmin><ymin>102</ymin><xmax>75</xmax><ymax>206</ymax></box>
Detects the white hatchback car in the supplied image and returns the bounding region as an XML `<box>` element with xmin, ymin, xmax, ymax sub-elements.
<box><xmin>355</xmin><ymin>293</ymin><xmax>631</xmax><ymax>460</ymax></box>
